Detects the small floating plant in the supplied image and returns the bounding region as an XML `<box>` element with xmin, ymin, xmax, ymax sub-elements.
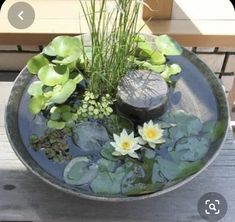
<box><xmin>22</xmin><ymin>0</ymin><xmax>227</xmax><ymax>197</ymax></box>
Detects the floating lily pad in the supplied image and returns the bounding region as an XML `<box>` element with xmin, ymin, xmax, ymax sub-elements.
<box><xmin>72</xmin><ymin>122</ymin><xmax>110</xmax><ymax>151</ymax></box>
<box><xmin>26</xmin><ymin>54</ymin><xmax>49</xmax><ymax>74</ymax></box>
<box><xmin>100</xmin><ymin>142</ymin><xmax>119</xmax><ymax>161</ymax></box>
<box><xmin>155</xmin><ymin>35</ymin><xmax>183</xmax><ymax>56</ymax></box>
<box><xmin>157</xmin><ymin>156</ymin><xmax>203</xmax><ymax>181</ymax></box>
<box><xmin>161</xmin><ymin>110</ymin><xmax>203</xmax><ymax>141</ymax></box>
<box><xmin>64</xmin><ymin>157</ymin><xmax>98</xmax><ymax>185</ymax></box>
<box><xmin>201</xmin><ymin>120</ymin><xmax>226</xmax><ymax>143</ymax></box>
<box><xmin>103</xmin><ymin>114</ymin><xmax>134</xmax><ymax>135</ymax></box>
<box><xmin>47</xmin><ymin>120</ymin><xmax>66</xmax><ymax>130</ymax></box>
<box><xmin>90</xmin><ymin>164</ymin><xmax>126</xmax><ymax>194</ymax></box>
<box><xmin>174</xmin><ymin>136</ymin><xmax>209</xmax><ymax>161</ymax></box>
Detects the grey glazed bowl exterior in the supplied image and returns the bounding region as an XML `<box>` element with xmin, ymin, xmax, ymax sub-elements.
<box><xmin>5</xmin><ymin>47</ymin><xmax>229</xmax><ymax>202</ymax></box>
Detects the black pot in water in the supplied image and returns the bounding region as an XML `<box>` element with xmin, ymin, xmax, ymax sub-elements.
<box><xmin>116</xmin><ymin>70</ymin><xmax>169</xmax><ymax>124</ymax></box>
<box><xmin>5</xmin><ymin>37</ymin><xmax>229</xmax><ymax>201</ymax></box>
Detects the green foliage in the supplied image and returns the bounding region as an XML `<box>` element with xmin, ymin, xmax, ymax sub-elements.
<box><xmin>80</xmin><ymin>0</ymin><xmax>142</xmax><ymax>96</ymax></box>
<box><xmin>77</xmin><ymin>91</ymin><xmax>114</xmax><ymax>120</ymax></box>
<box><xmin>38</xmin><ymin>64</ymin><xmax>69</xmax><ymax>87</ymax></box>
<box><xmin>28</xmin><ymin>95</ymin><xmax>46</xmax><ymax>115</ymax></box>
<box><xmin>155</xmin><ymin>35</ymin><xmax>183</xmax><ymax>55</ymax></box>
<box><xmin>63</xmin><ymin>157</ymin><xmax>98</xmax><ymax>185</ymax></box>
<box><xmin>30</xmin><ymin>129</ymin><xmax>72</xmax><ymax>162</ymax></box>
<box><xmin>27</xmin><ymin>54</ymin><xmax>49</xmax><ymax>74</ymax></box>
<box><xmin>132</xmin><ymin>35</ymin><xmax>182</xmax><ymax>83</ymax></box>
<box><xmin>27</xmin><ymin>81</ymin><xmax>44</xmax><ymax>96</ymax></box>
<box><xmin>47</xmin><ymin>105</ymin><xmax>77</xmax><ymax>130</ymax></box>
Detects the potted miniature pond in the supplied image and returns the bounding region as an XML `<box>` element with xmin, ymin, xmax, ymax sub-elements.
<box><xmin>5</xmin><ymin>0</ymin><xmax>228</xmax><ymax>200</ymax></box>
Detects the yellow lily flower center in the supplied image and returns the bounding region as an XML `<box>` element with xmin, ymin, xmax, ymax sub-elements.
<box><xmin>146</xmin><ymin>128</ymin><xmax>159</xmax><ymax>139</ymax></box>
<box><xmin>121</xmin><ymin>140</ymin><xmax>132</xmax><ymax>150</ymax></box>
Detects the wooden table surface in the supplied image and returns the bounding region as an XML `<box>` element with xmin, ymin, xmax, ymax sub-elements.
<box><xmin>0</xmin><ymin>79</ymin><xmax>234</xmax><ymax>222</ymax></box>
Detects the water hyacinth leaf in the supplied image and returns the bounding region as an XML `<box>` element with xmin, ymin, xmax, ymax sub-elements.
<box><xmin>157</xmin><ymin>156</ymin><xmax>203</xmax><ymax>180</ymax></box>
<box><xmin>161</xmin><ymin>64</ymin><xmax>182</xmax><ymax>82</ymax></box>
<box><xmin>49</xmin><ymin>79</ymin><xmax>77</xmax><ymax>104</ymax></box>
<box><xmin>134</xmin><ymin>59</ymin><xmax>166</xmax><ymax>73</ymax></box>
<box><xmin>174</xmin><ymin>136</ymin><xmax>209</xmax><ymax>161</ymax></box>
<box><xmin>64</xmin><ymin>157</ymin><xmax>98</xmax><ymax>185</ymax></box>
<box><xmin>72</xmin><ymin>122</ymin><xmax>109</xmax><ymax>151</ymax></box>
<box><xmin>155</xmin><ymin>35</ymin><xmax>183</xmax><ymax>55</ymax></box>
<box><xmin>38</xmin><ymin>64</ymin><xmax>69</xmax><ymax>86</ymax></box>
<box><xmin>52</xmin><ymin>53</ymin><xmax>80</xmax><ymax>65</ymax></box>
<box><xmin>27</xmin><ymin>81</ymin><xmax>44</xmax><ymax>96</ymax></box>
<box><xmin>47</xmin><ymin>120</ymin><xmax>66</xmax><ymax>130</ymax></box>
<box><xmin>43</xmin><ymin>44</ymin><xmax>57</xmax><ymax>56</ymax></box>
<box><xmin>50</xmin><ymin>36</ymin><xmax>83</xmax><ymax>58</ymax></box>
<box><xmin>137</xmin><ymin>41</ymin><xmax>166</xmax><ymax>65</ymax></box>
<box><xmin>28</xmin><ymin>95</ymin><xmax>46</xmax><ymax>115</ymax></box>
<box><xmin>90</xmin><ymin>165</ymin><xmax>126</xmax><ymax>194</ymax></box>
<box><xmin>100</xmin><ymin>142</ymin><xmax>119</xmax><ymax>161</ymax></box>
<box><xmin>26</xmin><ymin>54</ymin><xmax>49</xmax><ymax>74</ymax></box>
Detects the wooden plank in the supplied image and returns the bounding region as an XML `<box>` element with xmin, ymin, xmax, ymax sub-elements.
<box><xmin>143</xmin><ymin>0</ymin><xmax>173</xmax><ymax>20</ymax></box>
<box><xmin>0</xmin><ymin>0</ymin><xmax>234</xmax><ymax>47</ymax></box>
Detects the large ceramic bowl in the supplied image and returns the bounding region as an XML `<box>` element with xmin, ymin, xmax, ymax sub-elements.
<box><xmin>5</xmin><ymin>37</ymin><xmax>229</xmax><ymax>201</ymax></box>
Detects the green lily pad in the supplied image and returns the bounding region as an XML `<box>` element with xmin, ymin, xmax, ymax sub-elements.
<box><xmin>47</xmin><ymin>120</ymin><xmax>66</xmax><ymax>130</ymax></box>
<box><xmin>64</xmin><ymin>157</ymin><xmax>98</xmax><ymax>185</ymax></box>
<box><xmin>174</xmin><ymin>136</ymin><xmax>209</xmax><ymax>161</ymax></box>
<box><xmin>27</xmin><ymin>81</ymin><xmax>44</xmax><ymax>96</ymax></box>
<box><xmin>100</xmin><ymin>142</ymin><xmax>119</xmax><ymax>161</ymax></box>
<box><xmin>72</xmin><ymin>122</ymin><xmax>110</xmax><ymax>152</ymax></box>
<box><xmin>49</xmin><ymin>79</ymin><xmax>77</xmax><ymax>104</ymax></box>
<box><xmin>161</xmin><ymin>110</ymin><xmax>203</xmax><ymax>141</ymax></box>
<box><xmin>155</xmin><ymin>35</ymin><xmax>183</xmax><ymax>55</ymax></box>
<box><xmin>90</xmin><ymin>164</ymin><xmax>126</xmax><ymax>194</ymax></box>
<box><xmin>201</xmin><ymin>120</ymin><xmax>226</xmax><ymax>143</ymax></box>
<box><xmin>157</xmin><ymin>156</ymin><xmax>203</xmax><ymax>181</ymax></box>
<box><xmin>103</xmin><ymin>114</ymin><xmax>134</xmax><ymax>135</ymax></box>
<box><xmin>28</xmin><ymin>95</ymin><xmax>46</xmax><ymax>115</ymax></box>
<box><xmin>38</xmin><ymin>64</ymin><xmax>69</xmax><ymax>86</ymax></box>
<box><xmin>26</xmin><ymin>54</ymin><xmax>49</xmax><ymax>74</ymax></box>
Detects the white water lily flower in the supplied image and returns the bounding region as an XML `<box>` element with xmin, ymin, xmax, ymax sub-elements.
<box><xmin>110</xmin><ymin>129</ymin><xmax>141</xmax><ymax>159</ymax></box>
<box><xmin>138</xmin><ymin>120</ymin><xmax>165</xmax><ymax>149</ymax></box>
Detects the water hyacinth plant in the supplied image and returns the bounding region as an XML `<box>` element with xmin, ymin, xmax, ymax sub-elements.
<box><xmin>19</xmin><ymin>0</ymin><xmax>224</xmax><ymax>198</ymax></box>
